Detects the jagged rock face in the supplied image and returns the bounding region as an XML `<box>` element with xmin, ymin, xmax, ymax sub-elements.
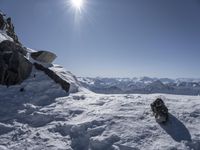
<box><xmin>0</xmin><ymin>40</ymin><xmax>32</xmax><ymax>86</ymax></box>
<box><xmin>0</xmin><ymin>13</ymin><xmax>5</xmax><ymax>30</ymax></box>
<box><xmin>31</xmin><ymin>51</ymin><xmax>57</xmax><ymax>64</ymax></box>
<box><xmin>0</xmin><ymin>13</ymin><xmax>21</xmax><ymax>44</ymax></box>
<box><xmin>34</xmin><ymin>63</ymin><xmax>70</xmax><ymax>93</ymax></box>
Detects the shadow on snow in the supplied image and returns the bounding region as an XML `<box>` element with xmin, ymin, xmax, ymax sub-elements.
<box><xmin>160</xmin><ymin>113</ymin><xmax>191</xmax><ymax>142</ymax></box>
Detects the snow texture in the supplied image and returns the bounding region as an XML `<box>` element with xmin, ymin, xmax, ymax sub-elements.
<box><xmin>0</xmin><ymin>77</ymin><xmax>200</xmax><ymax>150</ymax></box>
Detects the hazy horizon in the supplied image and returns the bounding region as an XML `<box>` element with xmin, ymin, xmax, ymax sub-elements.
<box><xmin>77</xmin><ymin>76</ymin><xmax>200</xmax><ymax>80</ymax></box>
<box><xmin>1</xmin><ymin>0</ymin><xmax>200</xmax><ymax>78</ymax></box>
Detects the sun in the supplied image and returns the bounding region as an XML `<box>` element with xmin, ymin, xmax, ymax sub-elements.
<box><xmin>71</xmin><ymin>0</ymin><xmax>84</xmax><ymax>10</ymax></box>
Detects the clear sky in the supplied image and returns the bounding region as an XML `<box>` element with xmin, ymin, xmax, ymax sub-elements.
<box><xmin>1</xmin><ymin>0</ymin><xmax>200</xmax><ymax>78</ymax></box>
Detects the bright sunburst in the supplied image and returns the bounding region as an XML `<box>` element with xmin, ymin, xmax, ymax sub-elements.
<box><xmin>71</xmin><ymin>0</ymin><xmax>84</xmax><ymax>11</ymax></box>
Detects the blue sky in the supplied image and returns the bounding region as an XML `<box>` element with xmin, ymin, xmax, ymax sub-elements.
<box><xmin>1</xmin><ymin>0</ymin><xmax>200</xmax><ymax>78</ymax></box>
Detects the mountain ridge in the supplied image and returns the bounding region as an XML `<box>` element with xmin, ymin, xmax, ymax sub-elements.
<box><xmin>78</xmin><ymin>77</ymin><xmax>200</xmax><ymax>95</ymax></box>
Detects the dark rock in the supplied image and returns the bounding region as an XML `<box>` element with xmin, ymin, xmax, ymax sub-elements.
<box><xmin>34</xmin><ymin>63</ymin><xmax>70</xmax><ymax>93</ymax></box>
<box><xmin>0</xmin><ymin>40</ymin><xmax>27</xmax><ymax>56</ymax></box>
<box><xmin>0</xmin><ymin>41</ymin><xmax>32</xmax><ymax>86</ymax></box>
<box><xmin>151</xmin><ymin>98</ymin><xmax>168</xmax><ymax>123</ymax></box>
<box><xmin>5</xmin><ymin>17</ymin><xmax>20</xmax><ymax>45</ymax></box>
<box><xmin>31</xmin><ymin>51</ymin><xmax>57</xmax><ymax>63</ymax></box>
<box><xmin>0</xmin><ymin>13</ymin><xmax>5</xmax><ymax>30</ymax></box>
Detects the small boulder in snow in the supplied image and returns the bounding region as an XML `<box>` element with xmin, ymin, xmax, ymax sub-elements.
<box><xmin>151</xmin><ymin>98</ymin><xmax>168</xmax><ymax>123</ymax></box>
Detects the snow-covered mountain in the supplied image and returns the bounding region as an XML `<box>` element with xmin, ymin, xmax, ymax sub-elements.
<box><xmin>78</xmin><ymin>77</ymin><xmax>200</xmax><ymax>95</ymax></box>
<box><xmin>0</xmin><ymin>12</ymin><xmax>200</xmax><ymax>150</ymax></box>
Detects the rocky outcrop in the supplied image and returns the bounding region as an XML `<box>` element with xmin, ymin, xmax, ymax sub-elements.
<box><xmin>34</xmin><ymin>63</ymin><xmax>70</xmax><ymax>93</ymax></box>
<box><xmin>0</xmin><ymin>13</ymin><xmax>5</xmax><ymax>30</ymax></box>
<box><xmin>0</xmin><ymin>11</ymin><xmax>71</xmax><ymax>91</ymax></box>
<box><xmin>31</xmin><ymin>51</ymin><xmax>57</xmax><ymax>64</ymax></box>
<box><xmin>0</xmin><ymin>12</ymin><xmax>21</xmax><ymax>45</ymax></box>
<box><xmin>0</xmin><ymin>40</ymin><xmax>27</xmax><ymax>56</ymax></box>
<box><xmin>0</xmin><ymin>40</ymin><xmax>32</xmax><ymax>86</ymax></box>
<box><xmin>6</xmin><ymin>17</ymin><xmax>20</xmax><ymax>45</ymax></box>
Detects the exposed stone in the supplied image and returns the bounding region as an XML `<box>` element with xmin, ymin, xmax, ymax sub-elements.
<box><xmin>0</xmin><ymin>13</ymin><xmax>5</xmax><ymax>30</ymax></box>
<box><xmin>0</xmin><ymin>13</ymin><xmax>21</xmax><ymax>45</ymax></box>
<box><xmin>34</xmin><ymin>63</ymin><xmax>70</xmax><ymax>93</ymax></box>
<box><xmin>31</xmin><ymin>51</ymin><xmax>57</xmax><ymax>64</ymax></box>
<box><xmin>0</xmin><ymin>40</ymin><xmax>27</xmax><ymax>56</ymax></box>
<box><xmin>0</xmin><ymin>41</ymin><xmax>32</xmax><ymax>86</ymax></box>
<box><xmin>151</xmin><ymin>98</ymin><xmax>168</xmax><ymax>123</ymax></box>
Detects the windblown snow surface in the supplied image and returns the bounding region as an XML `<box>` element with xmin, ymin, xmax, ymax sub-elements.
<box><xmin>0</xmin><ymin>67</ymin><xmax>200</xmax><ymax>150</ymax></box>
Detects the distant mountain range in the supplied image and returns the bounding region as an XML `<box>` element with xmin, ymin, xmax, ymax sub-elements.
<box><xmin>78</xmin><ymin>77</ymin><xmax>200</xmax><ymax>95</ymax></box>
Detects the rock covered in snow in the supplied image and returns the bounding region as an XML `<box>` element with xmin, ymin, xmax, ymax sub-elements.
<box><xmin>0</xmin><ymin>12</ymin><xmax>73</xmax><ymax>91</ymax></box>
<box><xmin>49</xmin><ymin>64</ymin><xmax>83</xmax><ymax>93</ymax></box>
<box><xmin>0</xmin><ymin>13</ymin><xmax>33</xmax><ymax>86</ymax></box>
<box><xmin>34</xmin><ymin>63</ymin><xmax>70</xmax><ymax>93</ymax></box>
<box><xmin>31</xmin><ymin>50</ymin><xmax>57</xmax><ymax>64</ymax></box>
<box><xmin>0</xmin><ymin>12</ymin><xmax>21</xmax><ymax>44</ymax></box>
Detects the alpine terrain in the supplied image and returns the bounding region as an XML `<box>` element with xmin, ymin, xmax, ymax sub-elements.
<box><xmin>0</xmin><ymin>12</ymin><xmax>200</xmax><ymax>150</ymax></box>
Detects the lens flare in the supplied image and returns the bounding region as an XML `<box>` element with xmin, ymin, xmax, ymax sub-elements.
<box><xmin>71</xmin><ymin>0</ymin><xmax>84</xmax><ymax>10</ymax></box>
